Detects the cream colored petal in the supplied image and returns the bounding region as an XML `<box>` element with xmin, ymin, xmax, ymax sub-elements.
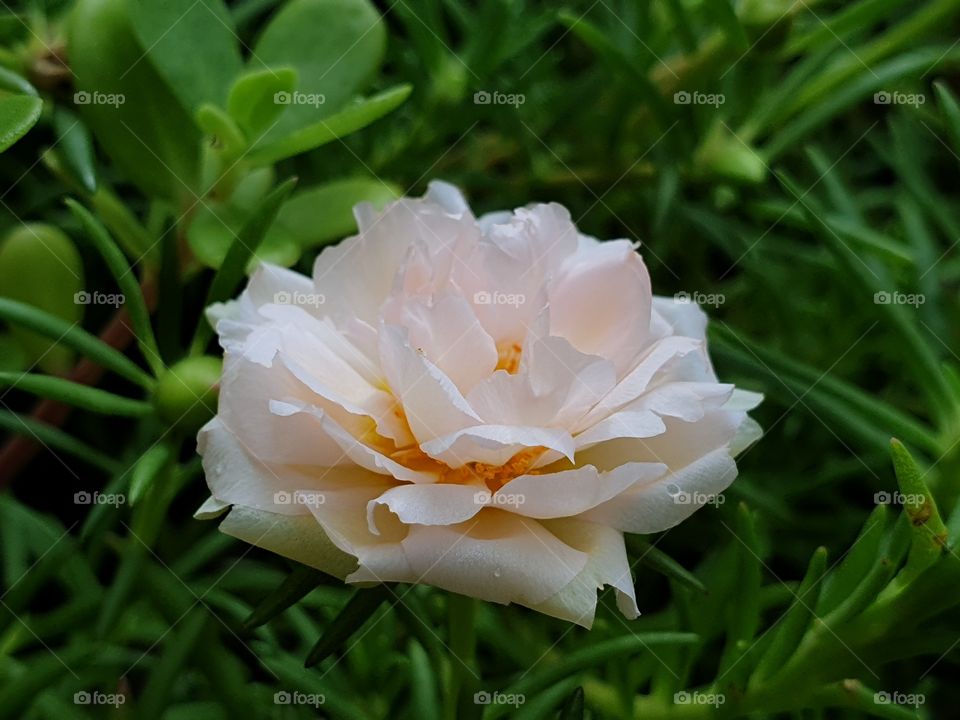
<box><xmin>366</xmin><ymin>483</ymin><xmax>487</xmax><ymax>533</ymax></box>
<box><xmin>269</xmin><ymin>400</ymin><xmax>437</xmax><ymax>483</ymax></box>
<box><xmin>420</xmin><ymin>424</ymin><xmax>575</xmax><ymax>468</ymax></box>
<box><xmin>198</xmin><ymin>417</ymin><xmax>318</xmax><ymax>515</ymax></box>
<box><xmin>576</xmin><ymin>336</ymin><xmax>703</xmax><ymax>431</ymax></box>
<box><xmin>382</xmin><ymin>291</ymin><xmax>498</xmax><ymax>395</ymax></box>
<box><xmin>530</xmin><ymin>518</ymin><xmax>639</xmax><ymax>627</ymax></box>
<box><xmin>218</xmin><ymin>505</ymin><xmax>357</xmax><ymax>580</ymax></box>
<box><xmin>379</xmin><ymin>324</ymin><xmax>482</xmax><ymax>442</ymax></box>
<box><xmin>497</xmin><ymin>462</ymin><xmax>667</xmax><ymax>519</ymax></box>
<box><xmin>549</xmin><ymin>240</ymin><xmax>651</xmax><ymax>374</ymax></box>
<box><xmin>354</xmin><ymin>511</ymin><xmax>588</xmax><ymax>607</ymax></box>
<box><xmin>581</xmin><ymin>447</ymin><xmax>738</xmax><ymax>534</ymax></box>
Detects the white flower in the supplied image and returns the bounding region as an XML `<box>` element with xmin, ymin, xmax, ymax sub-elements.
<box><xmin>196</xmin><ymin>181</ymin><xmax>761</xmax><ymax>627</ymax></box>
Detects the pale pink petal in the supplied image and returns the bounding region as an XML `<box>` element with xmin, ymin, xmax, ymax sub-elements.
<box><xmin>420</xmin><ymin>424</ymin><xmax>575</xmax><ymax>468</ymax></box>
<box><xmin>388</xmin><ymin>511</ymin><xmax>588</xmax><ymax>606</ymax></box>
<box><xmin>549</xmin><ymin>240</ymin><xmax>651</xmax><ymax>373</ymax></box>
<box><xmin>218</xmin><ymin>506</ymin><xmax>358</xmax><ymax>579</ymax></box>
<box><xmin>531</xmin><ymin>518</ymin><xmax>639</xmax><ymax>627</ymax></box>
<box><xmin>382</xmin><ymin>291</ymin><xmax>498</xmax><ymax>395</ymax></box>
<box><xmin>379</xmin><ymin>324</ymin><xmax>482</xmax><ymax>442</ymax></box>
<box><xmin>497</xmin><ymin>462</ymin><xmax>667</xmax><ymax>519</ymax></box>
<box><xmin>366</xmin><ymin>483</ymin><xmax>487</xmax><ymax>533</ymax></box>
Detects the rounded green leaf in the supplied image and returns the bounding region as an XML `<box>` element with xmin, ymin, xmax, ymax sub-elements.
<box><xmin>0</xmin><ymin>224</ymin><xmax>84</xmax><ymax>374</ymax></box>
<box><xmin>0</xmin><ymin>92</ymin><xmax>42</xmax><ymax>153</ymax></box>
<box><xmin>69</xmin><ymin>0</ymin><xmax>202</xmax><ymax>202</ymax></box>
<box><xmin>253</xmin><ymin>0</ymin><xmax>387</xmax><ymax>139</ymax></box>
<box><xmin>267</xmin><ymin>177</ymin><xmax>399</xmax><ymax>251</ymax></box>
<box><xmin>227</xmin><ymin>67</ymin><xmax>298</xmax><ymax>137</ymax></box>
<box><xmin>127</xmin><ymin>0</ymin><xmax>243</xmax><ymax>112</ymax></box>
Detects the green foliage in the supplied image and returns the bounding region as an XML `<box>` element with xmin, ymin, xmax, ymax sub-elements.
<box><xmin>2</xmin><ymin>0</ymin><xmax>960</xmax><ymax>718</ymax></box>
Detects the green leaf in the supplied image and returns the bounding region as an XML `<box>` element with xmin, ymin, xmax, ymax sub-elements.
<box><xmin>710</xmin><ymin>323</ymin><xmax>940</xmax><ymax>455</ymax></box>
<box><xmin>0</xmin><ymin>410</ymin><xmax>119</xmax><ymax>472</ymax></box>
<box><xmin>252</xmin><ymin>0</ymin><xmax>387</xmax><ymax>138</ymax></box>
<box><xmin>304</xmin><ymin>586</ymin><xmax>391</xmax><ymax>667</ymax></box>
<box><xmin>243</xmin><ymin>563</ymin><xmax>333</xmax><ymax>629</ymax></box>
<box><xmin>268</xmin><ymin>177</ymin><xmax>399</xmax><ymax>251</ymax></box>
<box><xmin>818</xmin><ymin>505</ymin><xmax>890</xmax><ymax>615</ymax></box>
<box><xmin>53</xmin><ymin>107</ymin><xmax>97</xmax><ymax>194</ymax></box>
<box><xmin>704</xmin><ymin>0</ymin><xmax>749</xmax><ymax>51</ymax></box>
<box><xmin>0</xmin><ymin>297</ymin><xmax>155</xmax><ymax>389</ymax></box>
<box><xmin>487</xmin><ymin>634</ymin><xmax>698</xmax><ymax>719</ymax></box>
<box><xmin>558</xmin><ymin>687</ymin><xmax>585</xmax><ymax>720</ymax></box>
<box><xmin>718</xmin><ymin>503</ymin><xmax>761</xmax><ymax>680</ymax></box>
<box><xmin>187</xmin><ymin>201</ymin><xmax>301</xmax><ymax>271</ymax></box>
<box><xmin>0</xmin><ymin>65</ymin><xmax>38</xmax><ymax>96</ymax></box>
<box><xmin>203</xmin><ymin>177</ymin><xmax>297</xmax><ymax>307</ymax></box>
<box><xmin>248</xmin><ymin>84</ymin><xmax>412</xmax><ymax>164</ymax></box>
<box><xmin>0</xmin><ymin>372</ymin><xmax>151</xmax><ymax>416</ymax></box>
<box><xmin>227</xmin><ymin>67</ymin><xmax>297</xmax><ymax>137</ymax></box>
<box><xmin>69</xmin><ymin>0</ymin><xmax>202</xmax><ymax>202</ymax></box>
<box><xmin>128</xmin><ymin>443</ymin><xmax>173</xmax><ymax>506</ymax></box>
<box><xmin>196</xmin><ymin>103</ymin><xmax>246</xmax><ymax>154</ymax></box>
<box><xmin>886</xmin><ymin>438</ymin><xmax>948</xmax><ymax>589</ymax></box>
<box><xmin>66</xmin><ymin>198</ymin><xmax>164</xmax><ymax>377</ymax></box>
<box><xmin>0</xmin><ymin>223</ymin><xmax>84</xmax><ymax>374</ymax></box>
<box><xmin>138</xmin><ymin>608</ymin><xmax>209</xmax><ymax>720</ymax></box>
<box><xmin>630</xmin><ymin>538</ymin><xmax>707</xmax><ymax>594</ymax></box>
<box><xmin>776</xmin><ymin>171</ymin><xmax>956</xmax><ymax>425</ymax></box>
<box><xmin>751</xmin><ymin>546</ymin><xmax>827</xmax><ymax>686</ymax></box>
<box><xmin>0</xmin><ymin>647</ymin><xmax>92</xmax><ymax>716</ymax></box>
<box><xmin>0</xmin><ymin>92</ymin><xmax>41</xmax><ymax>152</ymax></box>
<box><xmin>557</xmin><ymin>11</ymin><xmax>674</xmax><ymax>131</ymax></box>
<box><xmin>933</xmin><ymin>80</ymin><xmax>960</xmax><ymax>160</ymax></box>
<box><xmin>128</xmin><ymin>0</ymin><xmax>243</xmax><ymax>111</ymax></box>
<box><xmin>408</xmin><ymin>639</ymin><xmax>441</xmax><ymax>720</ymax></box>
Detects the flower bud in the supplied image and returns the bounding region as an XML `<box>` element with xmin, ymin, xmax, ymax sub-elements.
<box><xmin>154</xmin><ymin>356</ymin><xmax>222</xmax><ymax>433</ymax></box>
<box><xmin>0</xmin><ymin>223</ymin><xmax>84</xmax><ymax>374</ymax></box>
<box><xmin>695</xmin><ymin>126</ymin><xmax>767</xmax><ymax>185</ymax></box>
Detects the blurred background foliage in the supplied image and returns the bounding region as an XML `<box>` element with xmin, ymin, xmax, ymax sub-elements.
<box><xmin>1</xmin><ymin>0</ymin><xmax>960</xmax><ymax>718</ymax></box>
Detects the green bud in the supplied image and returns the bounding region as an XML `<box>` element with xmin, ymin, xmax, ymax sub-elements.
<box><xmin>0</xmin><ymin>223</ymin><xmax>84</xmax><ymax>374</ymax></box>
<box><xmin>154</xmin><ymin>356</ymin><xmax>222</xmax><ymax>433</ymax></box>
<box><xmin>695</xmin><ymin>125</ymin><xmax>767</xmax><ymax>185</ymax></box>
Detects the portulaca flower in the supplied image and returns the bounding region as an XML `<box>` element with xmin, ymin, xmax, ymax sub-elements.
<box><xmin>196</xmin><ymin>182</ymin><xmax>761</xmax><ymax>627</ymax></box>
